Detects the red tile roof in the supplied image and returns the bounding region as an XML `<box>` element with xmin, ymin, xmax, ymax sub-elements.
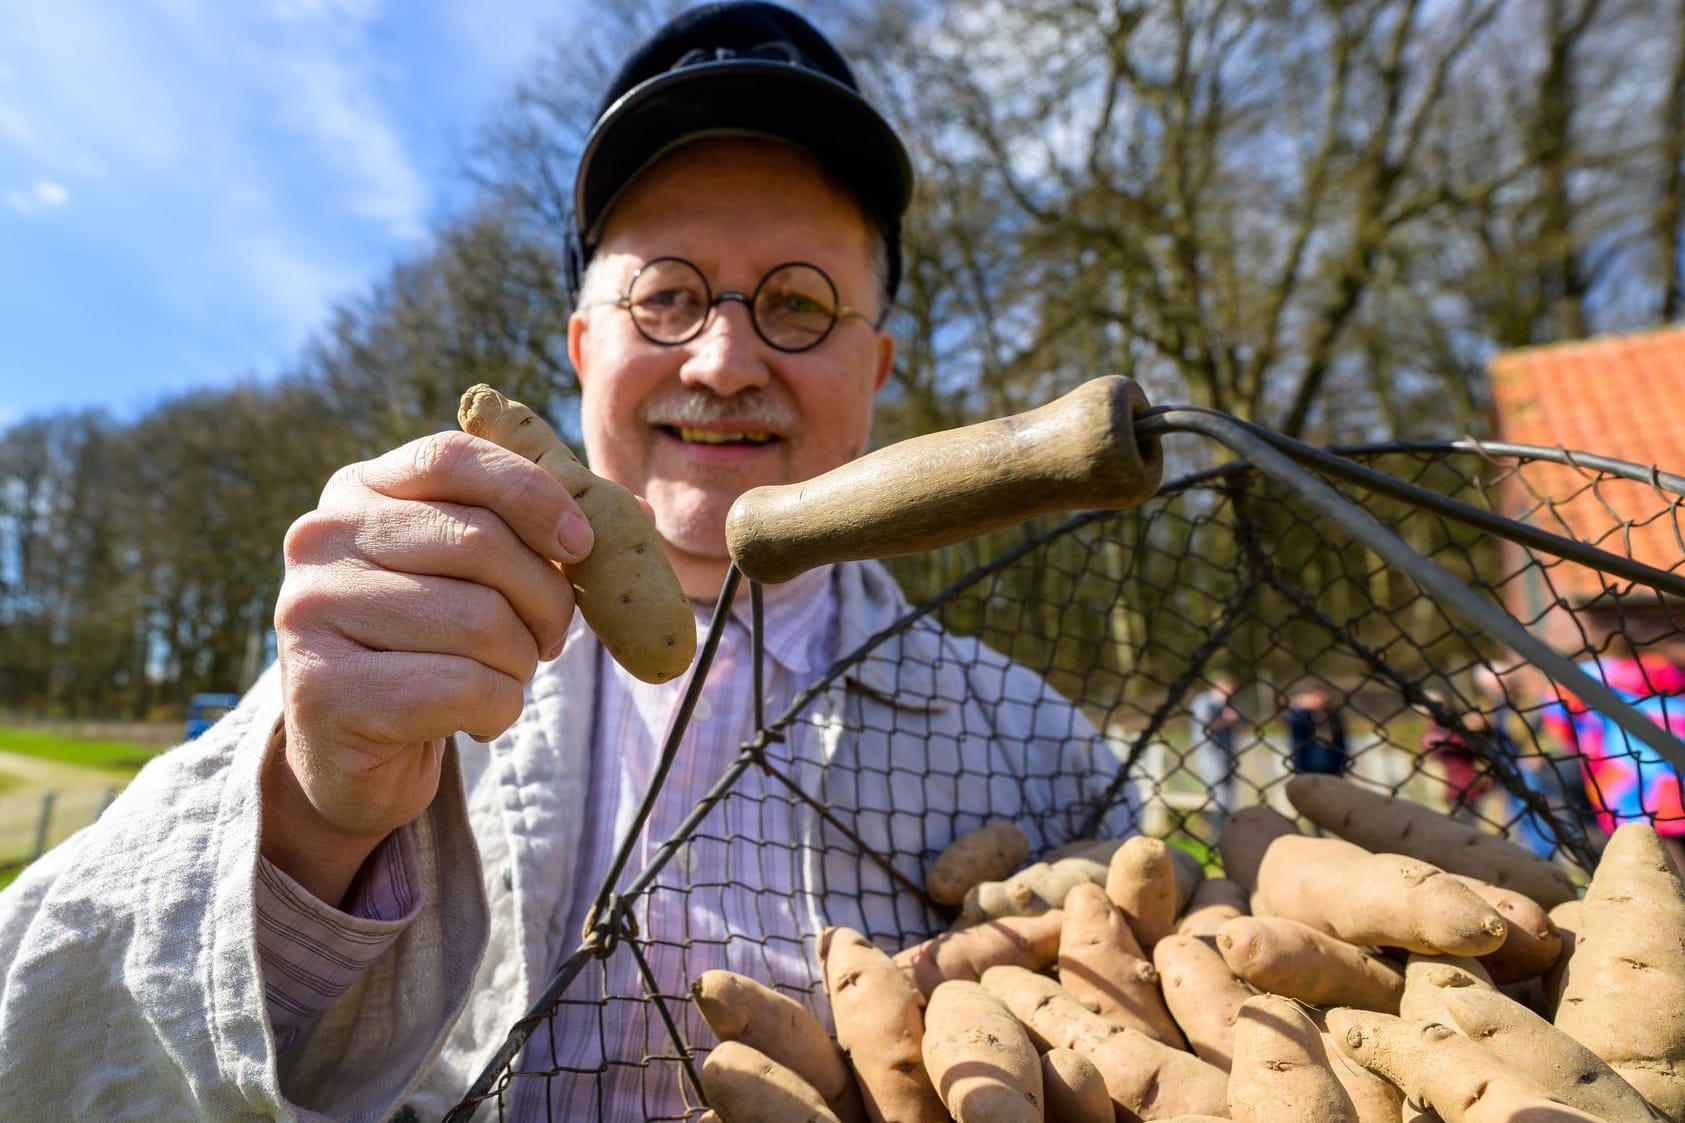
<box><xmin>1488</xmin><ymin>326</ymin><xmax>1685</xmax><ymax>605</ymax></box>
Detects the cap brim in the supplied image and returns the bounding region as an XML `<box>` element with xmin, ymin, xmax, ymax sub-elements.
<box><xmin>574</xmin><ymin>59</ymin><xmax>912</xmax><ymax>243</ymax></box>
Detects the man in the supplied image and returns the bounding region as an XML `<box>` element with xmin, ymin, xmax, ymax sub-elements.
<box><xmin>1187</xmin><ymin>674</ymin><xmax>1240</xmax><ymax>835</ymax></box>
<box><xmin>0</xmin><ymin>5</ymin><xmax>1133</xmax><ymax>1120</ymax></box>
<box><xmin>1285</xmin><ymin>683</ymin><xmax>1349</xmax><ymax>776</ymax></box>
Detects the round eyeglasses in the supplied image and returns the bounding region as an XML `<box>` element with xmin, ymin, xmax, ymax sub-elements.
<box><xmin>592</xmin><ymin>257</ymin><xmax>877</xmax><ymax>353</ymax></box>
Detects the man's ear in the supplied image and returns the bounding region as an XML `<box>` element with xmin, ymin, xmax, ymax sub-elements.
<box><xmin>872</xmin><ymin>329</ymin><xmax>895</xmax><ymax>394</ymax></box>
<box><xmin>567</xmin><ymin>311</ymin><xmax>590</xmax><ymax>386</ymax></box>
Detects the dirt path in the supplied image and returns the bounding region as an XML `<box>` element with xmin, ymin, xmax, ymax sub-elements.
<box><xmin>0</xmin><ymin>750</ymin><xmax>131</xmax><ymax>863</ymax></box>
<box><xmin>0</xmin><ymin>749</ymin><xmax>130</xmax><ymax>790</ymax></box>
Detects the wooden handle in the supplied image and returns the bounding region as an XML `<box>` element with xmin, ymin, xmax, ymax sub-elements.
<box><xmin>725</xmin><ymin>375</ymin><xmax>1164</xmax><ymax>584</ymax></box>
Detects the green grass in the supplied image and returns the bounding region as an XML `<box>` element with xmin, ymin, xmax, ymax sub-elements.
<box><xmin>0</xmin><ymin>728</ymin><xmax>159</xmax><ymax>775</ymax></box>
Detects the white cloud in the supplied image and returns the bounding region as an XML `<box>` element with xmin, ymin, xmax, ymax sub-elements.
<box><xmin>3</xmin><ymin>179</ymin><xmax>69</xmax><ymax>214</ymax></box>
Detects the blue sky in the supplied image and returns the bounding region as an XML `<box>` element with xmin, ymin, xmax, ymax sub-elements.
<box><xmin>0</xmin><ymin>0</ymin><xmax>575</xmax><ymax>429</ymax></box>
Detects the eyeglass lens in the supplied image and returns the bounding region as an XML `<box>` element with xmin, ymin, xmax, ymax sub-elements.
<box><xmin>625</xmin><ymin>258</ymin><xmax>841</xmax><ymax>351</ymax></box>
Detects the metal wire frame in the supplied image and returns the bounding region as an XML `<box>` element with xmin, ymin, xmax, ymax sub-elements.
<box><xmin>445</xmin><ymin>416</ymin><xmax>1685</xmax><ymax>1121</ymax></box>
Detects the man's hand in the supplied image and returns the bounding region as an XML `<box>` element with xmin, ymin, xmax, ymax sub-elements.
<box><xmin>264</xmin><ymin>431</ymin><xmax>592</xmax><ymax>906</ymax></box>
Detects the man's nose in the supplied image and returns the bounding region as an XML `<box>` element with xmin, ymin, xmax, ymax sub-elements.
<box><xmin>678</xmin><ymin>296</ymin><xmax>771</xmax><ymax>397</ymax></box>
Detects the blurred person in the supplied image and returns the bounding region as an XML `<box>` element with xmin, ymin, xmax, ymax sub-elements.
<box><xmin>1417</xmin><ymin>691</ymin><xmax>1491</xmax><ymax>824</ymax></box>
<box><xmin>1188</xmin><ymin>674</ymin><xmax>1242</xmax><ymax>835</ymax></box>
<box><xmin>1285</xmin><ymin>684</ymin><xmax>1349</xmax><ymax>776</ymax></box>
<box><xmin>0</xmin><ymin>6</ymin><xmax>1142</xmax><ymax>1119</ymax></box>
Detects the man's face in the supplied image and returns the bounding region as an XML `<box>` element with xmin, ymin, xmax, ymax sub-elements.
<box><xmin>568</xmin><ymin>139</ymin><xmax>895</xmax><ymax>599</ymax></box>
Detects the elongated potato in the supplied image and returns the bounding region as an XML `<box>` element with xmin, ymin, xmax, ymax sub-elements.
<box><xmin>922</xmin><ymin>980</ymin><xmax>1042</xmax><ymax>1123</ymax></box>
<box><xmin>1215</xmin><ymin>915</ymin><xmax>1404</xmax><ymax>1012</ymax></box>
<box><xmin>894</xmin><ymin>910</ymin><xmax>1063</xmax><ymax>997</ymax></box>
<box><xmin>925</xmin><ymin>821</ymin><xmax>1031</xmax><ymax>906</ymax></box>
<box><xmin>1254</xmin><ymin>834</ymin><xmax>1507</xmax><ymax>956</ymax></box>
<box><xmin>1449</xmin><ymin>875</ymin><xmax>1561</xmax><ymax>983</ymax></box>
<box><xmin>692</xmin><ymin>969</ymin><xmax>866</xmax><ymax>1123</ymax></box>
<box><xmin>1284</xmin><ymin>773</ymin><xmax>1577</xmax><ymax>908</ymax></box>
<box><xmin>1438</xmin><ymin>983</ymin><xmax>1667</xmax><ymax>1122</ymax></box>
<box><xmin>1229</xmin><ymin>994</ymin><xmax>1358</xmax><ymax>1123</ymax></box>
<box><xmin>1554</xmin><ymin>822</ymin><xmax>1685</xmax><ymax>1119</ymax></box>
<box><xmin>1058</xmin><ymin>883</ymin><xmax>1184</xmax><ymax>1046</ymax></box>
<box><xmin>1327</xmin><ymin>1009</ymin><xmax>1606</xmax><ymax>1123</ymax></box>
<box><xmin>1105</xmin><ymin>836</ymin><xmax>1180</xmax><ymax>949</ymax></box>
<box><xmin>980</xmin><ymin>964</ymin><xmax>1230</xmax><ymax>1120</ymax></box>
<box><xmin>819</xmin><ymin>927</ymin><xmax>946</xmax><ymax>1123</ymax></box>
<box><xmin>701</xmin><ymin>1040</ymin><xmax>844</xmax><ymax>1123</ymax></box>
<box><xmin>962</xmin><ymin>857</ymin><xmax>1106</xmax><ymax>922</ymax></box>
<box><xmin>458</xmin><ymin>384</ymin><xmax>695</xmax><ymax>683</ymax></box>
<box><xmin>1152</xmin><ymin>932</ymin><xmax>1255</xmax><ymax>1070</ymax></box>
<box><xmin>1040</xmin><ymin>1047</ymin><xmax>1112</xmax><ymax>1123</ymax></box>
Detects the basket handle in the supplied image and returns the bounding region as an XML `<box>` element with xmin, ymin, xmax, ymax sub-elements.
<box><xmin>725</xmin><ymin>375</ymin><xmax>1165</xmax><ymax>584</ymax></box>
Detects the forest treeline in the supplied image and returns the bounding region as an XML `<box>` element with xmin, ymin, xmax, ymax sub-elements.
<box><xmin>3</xmin><ymin>0</ymin><xmax>1682</xmax><ymax>719</ymax></box>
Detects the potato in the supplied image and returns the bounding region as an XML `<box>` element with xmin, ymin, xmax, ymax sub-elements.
<box><xmin>925</xmin><ymin>821</ymin><xmax>1031</xmax><ymax>906</ymax></box>
<box><xmin>692</xmin><ymin>969</ymin><xmax>866</xmax><ymax>1123</ymax></box>
<box><xmin>701</xmin><ymin>1039</ymin><xmax>844</xmax><ymax>1123</ymax></box>
<box><xmin>1450</xmin><ymin>875</ymin><xmax>1562</xmax><ymax>983</ymax></box>
<box><xmin>1040</xmin><ymin>1047</ymin><xmax>1112</xmax><ymax>1123</ymax></box>
<box><xmin>1554</xmin><ymin>822</ymin><xmax>1685</xmax><ymax>1119</ymax></box>
<box><xmin>458</xmin><ymin>384</ymin><xmax>695</xmax><ymax>683</ymax></box>
<box><xmin>1228</xmin><ymin>994</ymin><xmax>1358</xmax><ymax>1123</ymax></box>
<box><xmin>819</xmin><ymin>927</ymin><xmax>947</xmax><ymax>1123</ymax></box>
<box><xmin>1105</xmin><ymin>836</ymin><xmax>1181</xmax><ymax>949</ymax></box>
<box><xmin>1438</xmin><ymin>983</ymin><xmax>1668</xmax><ymax>1122</ymax></box>
<box><xmin>1327</xmin><ymin>1009</ymin><xmax>1606</xmax><ymax>1123</ymax></box>
<box><xmin>1253</xmin><ymin>834</ymin><xmax>1507</xmax><ymax>957</ymax></box>
<box><xmin>1152</xmin><ymin>932</ymin><xmax>1255</xmax><ymax>1070</ymax></box>
<box><xmin>921</xmin><ymin>980</ymin><xmax>1042</xmax><ymax>1123</ymax></box>
<box><xmin>1284</xmin><ymin>773</ymin><xmax>1577</xmax><ymax>908</ymax></box>
<box><xmin>894</xmin><ymin>910</ymin><xmax>1063</xmax><ymax>997</ymax></box>
<box><xmin>1058</xmin><ymin>883</ymin><xmax>1184</xmax><ymax>1046</ymax></box>
<box><xmin>961</xmin><ymin>857</ymin><xmax>1106</xmax><ymax>922</ymax></box>
<box><xmin>1215</xmin><ymin>915</ymin><xmax>1404</xmax><ymax>1012</ymax></box>
<box><xmin>980</xmin><ymin>964</ymin><xmax>1230</xmax><ymax>1120</ymax></box>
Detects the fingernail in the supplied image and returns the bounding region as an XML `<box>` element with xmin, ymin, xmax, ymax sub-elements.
<box><xmin>557</xmin><ymin>511</ymin><xmax>594</xmax><ymax>561</ymax></box>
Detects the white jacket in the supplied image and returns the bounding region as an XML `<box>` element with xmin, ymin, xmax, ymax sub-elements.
<box><xmin>0</xmin><ymin>560</ymin><xmax>1130</xmax><ymax>1121</ymax></box>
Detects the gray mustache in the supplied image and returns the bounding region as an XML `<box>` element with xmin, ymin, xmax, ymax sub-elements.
<box><xmin>645</xmin><ymin>391</ymin><xmax>797</xmax><ymax>430</ymax></box>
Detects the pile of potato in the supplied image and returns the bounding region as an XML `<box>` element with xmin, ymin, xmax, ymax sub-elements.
<box><xmin>687</xmin><ymin>773</ymin><xmax>1685</xmax><ymax>1123</ymax></box>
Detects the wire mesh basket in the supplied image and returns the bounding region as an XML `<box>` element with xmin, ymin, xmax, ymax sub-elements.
<box><xmin>443</xmin><ymin>395</ymin><xmax>1685</xmax><ymax>1122</ymax></box>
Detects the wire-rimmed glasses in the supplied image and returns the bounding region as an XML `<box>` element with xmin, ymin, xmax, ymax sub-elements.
<box><xmin>593</xmin><ymin>257</ymin><xmax>876</xmax><ymax>353</ymax></box>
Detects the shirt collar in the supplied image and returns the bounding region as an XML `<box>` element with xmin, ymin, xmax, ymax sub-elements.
<box><xmin>703</xmin><ymin>563</ymin><xmax>835</xmax><ymax>676</ymax></box>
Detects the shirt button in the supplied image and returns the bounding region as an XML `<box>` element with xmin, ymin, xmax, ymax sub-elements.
<box><xmin>693</xmin><ymin>698</ymin><xmax>713</xmax><ymax>723</ymax></box>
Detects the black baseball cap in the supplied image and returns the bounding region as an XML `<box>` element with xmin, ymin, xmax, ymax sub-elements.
<box><xmin>566</xmin><ymin>2</ymin><xmax>913</xmax><ymax>305</ymax></box>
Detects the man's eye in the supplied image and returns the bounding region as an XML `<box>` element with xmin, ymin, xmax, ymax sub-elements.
<box><xmin>769</xmin><ymin>291</ymin><xmax>829</xmax><ymax>316</ymax></box>
<box><xmin>637</xmin><ymin>288</ymin><xmax>700</xmax><ymax>310</ymax></box>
